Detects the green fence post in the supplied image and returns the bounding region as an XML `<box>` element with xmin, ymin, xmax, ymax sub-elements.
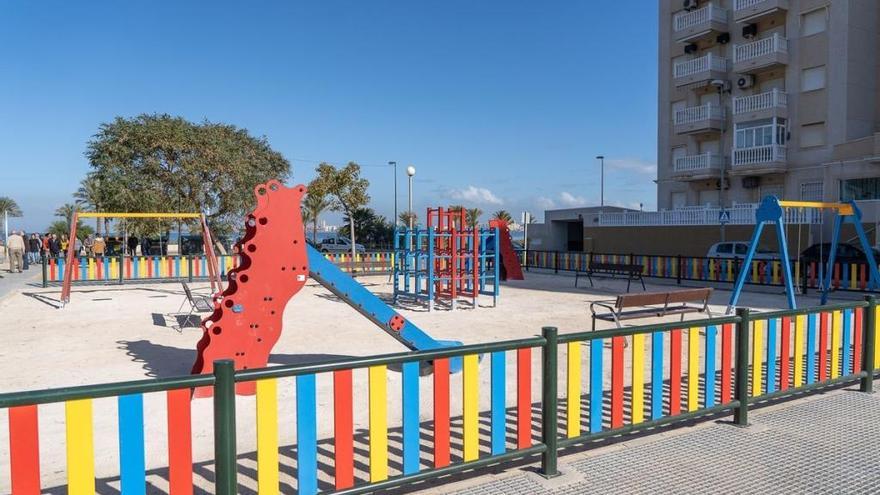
<box><xmin>188</xmin><ymin>255</ymin><xmax>194</xmax><ymax>283</ymax></box>
<box><xmin>118</xmin><ymin>252</ymin><xmax>124</xmax><ymax>284</ymax></box>
<box><xmin>540</xmin><ymin>326</ymin><xmax>559</xmax><ymax>478</ymax></box>
<box><xmin>213</xmin><ymin>360</ymin><xmax>237</xmax><ymax>495</ymax></box>
<box><xmin>676</xmin><ymin>254</ymin><xmax>682</xmax><ymax>285</ymax></box>
<box><xmin>554</xmin><ymin>252</ymin><xmax>559</xmax><ymax>274</ymax></box>
<box><xmin>861</xmin><ymin>296</ymin><xmax>876</xmax><ymax>393</ymax></box>
<box><xmin>734</xmin><ymin>307</ymin><xmax>751</xmax><ymax>426</ymax></box>
<box><xmin>41</xmin><ymin>253</ymin><xmax>48</xmax><ymax>288</ymax></box>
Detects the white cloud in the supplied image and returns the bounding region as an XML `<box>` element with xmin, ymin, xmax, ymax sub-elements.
<box><xmin>559</xmin><ymin>191</ymin><xmax>587</xmax><ymax>207</ymax></box>
<box><xmin>536</xmin><ymin>196</ymin><xmax>556</xmax><ymax>209</ymax></box>
<box><xmin>449</xmin><ymin>186</ymin><xmax>503</xmax><ymax>205</ymax></box>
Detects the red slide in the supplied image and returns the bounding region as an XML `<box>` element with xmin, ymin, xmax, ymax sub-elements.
<box><xmin>489</xmin><ymin>219</ymin><xmax>524</xmax><ymax>281</ymax></box>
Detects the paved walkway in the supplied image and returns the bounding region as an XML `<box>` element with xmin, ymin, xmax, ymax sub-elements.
<box><xmin>433</xmin><ymin>381</ymin><xmax>880</xmax><ymax>495</ymax></box>
<box><xmin>0</xmin><ymin>262</ymin><xmax>41</xmax><ymax>301</ymax></box>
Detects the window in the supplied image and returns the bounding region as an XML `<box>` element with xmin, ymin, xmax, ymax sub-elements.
<box><xmin>735</xmin><ymin>244</ymin><xmax>748</xmax><ymax>255</ymax></box>
<box><xmin>801</xmin><ymin>8</ymin><xmax>827</xmax><ymax>37</ymax></box>
<box><xmin>801</xmin><ymin>66</ymin><xmax>826</xmax><ymax>92</ymax></box>
<box><xmin>760</xmin><ymin>185</ymin><xmax>784</xmax><ymax>199</ymax></box>
<box><xmin>800</xmin><ymin>122</ymin><xmax>826</xmax><ymax>148</ymax></box>
<box><xmin>800</xmin><ymin>181</ymin><xmax>824</xmax><ymax>201</ymax></box>
<box><xmin>716</xmin><ymin>243</ymin><xmax>733</xmax><ymax>254</ymax></box>
<box><xmin>840</xmin><ymin>178</ymin><xmax>880</xmax><ymax>201</ymax></box>
<box><xmin>671</xmin><ymin>192</ymin><xmax>687</xmax><ymax>209</ymax></box>
<box><xmin>734</xmin><ymin>118</ymin><xmax>787</xmax><ymax>149</ymax></box>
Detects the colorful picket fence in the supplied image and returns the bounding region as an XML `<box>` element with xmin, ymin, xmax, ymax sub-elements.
<box><xmin>2</xmin><ymin>302</ymin><xmax>878</xmax><ymax>494</ymax></box>
<box><xmin>527</xmin><ymin>250</ymin><xmax>878</xmax><ymax>292</ymax></box>
<box><xmin>44</xmin><ymin>252</ymin><xmax>396</xmax><ymax>285</ymax></box>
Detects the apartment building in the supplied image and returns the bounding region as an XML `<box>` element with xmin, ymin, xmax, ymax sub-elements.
<box><xmin>657</xmin><ymin>0</ymin><xmax>880</xmax><ymax>210</ymax></box>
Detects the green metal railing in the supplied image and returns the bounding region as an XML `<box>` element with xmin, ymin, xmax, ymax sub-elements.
<box><xmin>0</xmin><ymin>298</ymin><xmax>877</xmax><ymax>493</ymax></box>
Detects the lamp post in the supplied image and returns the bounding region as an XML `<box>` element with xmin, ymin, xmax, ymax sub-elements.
<box><xmin>389</xmin><ymin>161</ymin><xmax>398</xmax><ymax>226</ymax></box>
<box><xmin>596</xmin><ymin>155</ymin><xmax>605</xmax><ymax>207</ymax></box>
<box><xmin>406</xmin><ymin>165</ymin><xmax>416</xmax><ymax>230</ymax></box>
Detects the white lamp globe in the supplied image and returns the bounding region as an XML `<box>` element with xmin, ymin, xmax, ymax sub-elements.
<box><xmin>406</xmin><ymin>166</ymin><xmax>416</xmax><ymax>177</ymax></box>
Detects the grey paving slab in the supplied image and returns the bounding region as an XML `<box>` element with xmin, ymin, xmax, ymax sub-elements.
<box><xmin>449</xmin><ymin>383</ymin><xmax>880</xmax><ymax>495</ymax></box>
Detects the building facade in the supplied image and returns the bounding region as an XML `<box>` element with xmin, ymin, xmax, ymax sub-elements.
<box><xmin>657</xmin><ymin>0</ymin><xmax>880</xmax><ymax>210</ymax></box>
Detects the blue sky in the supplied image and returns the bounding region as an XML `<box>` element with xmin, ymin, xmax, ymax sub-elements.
<box><xmin>1</xmin><ymin>1</ymin><xmax>658</xmax><ymax>232</ymax></box>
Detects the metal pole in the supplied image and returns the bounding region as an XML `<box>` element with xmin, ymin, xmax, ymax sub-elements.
<box><xmin>408</xmin><ymin>175</ymin><xmax>413</xmax><ymax>230</ymax></box>
<box><xmin>390</xmin><ymin>161</ymin><xmax>398</xmax><ymax>226</ymax></box>
<box><xmin>734</xmin><ymin>307</ymin><xmax>751</xmax><ymax>426</ymax></box>
<box><xmin>213</xmin><ymin>360</ymin><xmax>237</xmax><ymax>495</ymax></box>
<box><xmin>41</xmin><ymin>252</ymin><xmax>47</xmax><ymax>288</ymax></box>
<box><xmin>3</xmin><ymin>209</ymin><xmax>7</xmax><ymax>263</ymax></box>
<box><xmin>861</xmin><ymin>296</ymin><xmax>876</xmax><ymax>393</ymax></box>
<box><xmin>540</xmin><ymin>326</ymin><xmax>559</xmax><ymax>478</ymax></box>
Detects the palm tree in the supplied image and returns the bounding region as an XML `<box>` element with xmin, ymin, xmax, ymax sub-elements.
<box><xmin>398</xmin><ymin>211</ymin><xmax>418</xmax><ymax>228</ymax></box>
<box><xmin>302</xmin><ymin>193</ymin><xmax>331</xmax><ymax>243</ymax></box>
<box><xmin>74</xmin><ymin>174</ymin><xmax>106</xmax><ymax>235</ymax></box>
<box><xmin>55</xmin><ymin>203</ymin><xmax>78</xmax><ymax>231</ymax></box>
<box><xmin>466</xmin><ymin>208</ymin><xmax>482</xmax><ymax>228</ymax></box>
<box><xmin>0</xmin><ymin>197</ymin><xmax>23</xmax><ymax>218</ymax></box>
<box><xmin>491</xmin><ymin>210</ymin><xmax>513</xmax><ymax>224</ymax></box>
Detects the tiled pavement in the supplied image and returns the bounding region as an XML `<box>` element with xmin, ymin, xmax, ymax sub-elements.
<box><xmin>447</xmin><ymin>381</ymin><xmax>880</xmax><ymax>495</ymax></box>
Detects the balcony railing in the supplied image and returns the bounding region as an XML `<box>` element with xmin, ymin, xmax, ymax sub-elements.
<box><xmin>732</xmin><ymin>144</ymin><xmax>786</xmax><ymax>167</ymax></box>
<box><xmin>674</xmin><ymin>53</ymin><xmax>728</xmax><ymax>79</ymax></box>
<box><xmin>674</xmin><ymin>103</ymin><xmax>725</xmax><ymax>125</ymax></box>
<box><xmin>674</xmin><ymin>4</ymin><xmax>728</xmax><ymax>32</ymax></box>
<box><xmin>733</xmin><ymin>33</ymin><xmax>787</xmax><ymax>63</ymax></box>
<box><xmin>733</xmin><ymin>89</ymin><xmax>787</xmax><ymax>115</ymax></box>
<box><xmin>597</xmin><ymin>202</ymin><xmax>819</xmax><ymax>226</ymax></box>
<box><xmin>674</xmin><ymin>152</ymin><xmax>724</xmax><ymax>173</ymax></box>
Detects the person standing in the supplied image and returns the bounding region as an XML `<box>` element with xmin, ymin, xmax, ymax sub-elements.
<box><xmin>128</xmin><ymin>235</ymin><xmax>139</xmax><ymax>256</ymax></box>
<box><xmin>28</xmin><ymin>234</ymin><xmax>40</xmax><ymax>263</ymax></box>
<box><xmin>49</xmin><ymin>234</ymin><xmax>61</xmax><ymax>258</ymax></box>
<box><xmin>20</xmin><ymin>231</ymin><xmax>29</xmax><ymax>270</ymax></box>
<box><xmin>83</xmin><ymin>234</ymin><xmax>94</xmax><ymax>257</ymax></box>
<box><xmin>7</xmin><ymin>230</ymin><xmax>25</xmax><ymax>273</ymax></box>
<box><xmin>60</xmin><ymin>234</ymin><xmax>69</xmax><ymax>253</ymax></box>
<box><xmin>93</xmin><ymin>234</ymin><xmax>106</xmax><ymax>257</ymax></box>
<box><xmin>73</xmin><ymin>235</ymin><xmax>83</xmax><ymax>256</ymax></box>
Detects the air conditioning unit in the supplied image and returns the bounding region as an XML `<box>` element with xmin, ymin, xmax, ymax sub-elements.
<box><xmin>716</xmin><ymin>32</ymin><xmax>730</xmax><ymax>45</ymax></box>
<box><xmin>742</xmin><ymin>177</ymin><xmax>761</xmax><ymax>189</ymax></box>
<box><xmin>683</xmin><ymin>0</ymin><xmax>699</xmax><ymax>11</ymax></box>
<box><xmin>742</xmin><ymin>24</ymin><xmax>758</xmax><ymax>39</ymax></box>
<box><xmin>737</xmin><ymin>75</ymin><xmax>756</xmax><ymax>89</ymax></box>
<box><xmin>684</xmin><ymin>43</ymin><xmax>699</xmax><ymax>54</ymax></box>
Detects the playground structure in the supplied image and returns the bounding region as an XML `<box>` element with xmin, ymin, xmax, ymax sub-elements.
<box><xmin>489</xmin><ymin>218</ymin><xmax>525</xmax><ymax>281</ymax></box>
<box><xmin>727</xmin><ymin>196</ymin><xmax>880</xmax><ymax>312</ymax></box>
<box><xmin>60</xmin><ymin>212</ymin><xmax>222</xmax><ymax>306</ymax></box>
<box><xmin>392</xmin><ymin>207</ymin><xmax>502</xmax><ymax>311</ymax></box>
<box><xmin>191</xmin><ymin>181</ymin><xmax>461</xmax><ymax>395</ymax></box>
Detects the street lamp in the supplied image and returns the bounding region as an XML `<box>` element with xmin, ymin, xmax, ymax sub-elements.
<box><xmin>406</xmin><ymin>165</ymin><xmax>416</xmax><ymax>230</ymax></box>
<box><xmin>595</xmin><ymin>155</ymin><xmax>605</xmax><ymax>207</ymax></box>
<box><xmin>389</xmin><ymin>161</ymin><xmax>398</xmax><ymax>226</ymax></box>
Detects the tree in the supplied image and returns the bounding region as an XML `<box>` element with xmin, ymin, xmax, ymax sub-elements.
<box><xmin>47</xmin><ymin>220</ymin><xmax>94</xmax><ymax>239</ymax></box>
<box><xmin>491</xmin><ymin>210</ymin><xmax>513</xmax><ymax>224</ymax></box>
<box><xmin>398</xmin><ymin>211</ymin><xmax>418</xmax><ymax>228</ymax></box>
<box><xmin>447</xmin><ymin>204</ymin><xmax>466</xmax><ymax>229</ymax></box>
<box><xmin>340</xmin><ymin>208</ymin><xmax>393</xmax><ymax>248</ymax></box>
<box><xmin>55</xmin><ymin>203</ymin><xmax>78</xmax><ymax>231</ymax></box>
<box><xmin>0</xmin><ymin>197</ymin><xmax>23</xmax><ymax>217</ymax></box>
<box><xmin>85</xmin><ymin>113</ymin><xmax>290</xmax><ymax>239</ymax></box>
<box><xmin>74</xmin><ymin>173</ymin><xmax>108</xmax><ymax>235</ymax></box>
<box><xmin>308</xmin><ymin>162</ymin><xmax>370</xmax><ymax>266</ymax></box>
<box><xmin>466</xmin><ymin>208</ymin><xmax>482</xmax><ymax>228</ymax></box>
<box><xmin>301</xmin><ymin>193</ymin><xmax>331</xmax><ymax>243</ymax></box>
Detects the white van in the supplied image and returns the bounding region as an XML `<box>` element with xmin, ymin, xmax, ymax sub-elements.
<box><xmin>706</xmin><ymin>242</ymin><xmax>778</xmax><ymax>261</ymax></box>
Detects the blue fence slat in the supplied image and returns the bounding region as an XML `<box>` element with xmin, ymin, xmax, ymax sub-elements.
<box><xmin>296</xmin><ymin>374</ymin><xmax>318</xmax><ymax>495</ymax></box>
<box><xmin>490</xmin><ymin>351</ymin><xmax>506</xmax><ymax>455</ymax></box>
<box><xmin>766</xmin><ymin>318</ymin><xmax>777</xmax><ymax>394</ymax></box>
<box><xmin>118</xmin><ymin>393</ymin><xmax>146</xmax><ymax>495</ymax></box>
<box><xmin>651</xmin><ymin>331</ymin><xmax>663</xmax><ymax>420</ymax></box>
<box><xmin>806</xmin><ymin>314</ymin><xmax>817</xmax><ymax>384</ymax></box>
<box><xmin>842</xmin><ymin>309</ymin><xmax>852</xmax><ymax>376</ymax></box>
<box><xmin>402</xmin><ymin>361</ymin><xmax>420</xmax><ymax>475</ymax></box>
<box><xmin>589</xmin><ymin>339</ymin><xmax>603</xmax><ymax>433</ymax></box>
<box><xmin>704</xmin><ymin>326</ymin><xmax>716</xmax><ymax>407</ymax></box>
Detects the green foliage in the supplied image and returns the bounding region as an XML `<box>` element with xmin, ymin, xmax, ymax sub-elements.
<box><xmin>0</xmin><ymin>197</ymin><xmax>23</xmax><ymax>217</ymax></box>
<box><xmin>308</xmin><ymin>162</ymin><xmax>370</xmax><ymax>256</ymax></box>
<box><xmin>85</xmin><ymin>113</ymin><xmax>290</xmax><ymax>238</ymax></box>
<box><xmin>398</xmin><ymin>211</ymin><xmax>418</xmax><ymax>227</ymax></box>
<box><xmin>74</xmin><ymin>173</ymin><xmax>109</xmax><ymax>234</ymax></box>
<box><xmin>466</xmin><ymin>208</ymin><xmax>482</xmax><ymax>228</ymax></box>
<box><xmin>339</xmin><ymin>208</ymin><xmax>393</xmax><ymax>247</ymax></box>
<box><xmin>301</xmin><ymin>193</ymin><xmax>331</xmax><ymax>243</ymax></box>
<box><xmin>54</xmin><ymin>203</ymin><xmax>77</xmax><ymax>230</ymax></box>
<box><xmin>46</xmin><ymin>220</ymin><xmax>93</xmax><ymax>238</ymax></box>
<box><xmin>491</xmin><ymin>209</ymin><xmax>513</xmax><ymax>224</ymax></box>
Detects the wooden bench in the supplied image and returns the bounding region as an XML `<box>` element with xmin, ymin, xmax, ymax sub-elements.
<box><xmin>589</xmin><ymin>288</ymin><xmax>713</xmax><ymax>330</ymax></box>
<box><xmin>575</xmin><ymin>262</ymin><xmax>645</xmax><ymax>292</ymax></box>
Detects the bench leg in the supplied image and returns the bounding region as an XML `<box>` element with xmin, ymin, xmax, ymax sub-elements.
<box><xmin>575</xmin><ymin>273</ymin><xmax>579</xmax><ymax>288</ymax></box>
<box><xmin>640</xmin><ymin>275</ymin><xmax>646</xmax><ymax>291</ymax></box>
<box><xmin>588</xmin><ymin>273</ymin><xmax>594</xmax><ymax>287</ymax></box>
<box><xmin>626</xmin><ymin>276</ymin><xmax>631</xmax><ymax>293</ymax></box>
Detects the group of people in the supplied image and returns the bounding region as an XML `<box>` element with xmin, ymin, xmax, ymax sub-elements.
<box><xmin>4</xmin><ymin>230</ymin><xmax>108</xmax><ymax>273</ymax></box>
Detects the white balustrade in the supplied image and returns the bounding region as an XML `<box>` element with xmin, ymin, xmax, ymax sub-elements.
<box><xmin>674</xmin><ymin>152</ymin><xmax>723</xmax><ymax>172</ymax></box>
<box><xmin>734</xmin><ymin>33</ymin><xmax>787</xmax><ymax>63</ymax></box>
<box><xmin>674</xmin><ymin>53</ymin><xmax>728</xmax><ymax>78</ymax></box>
<box><xmin>734</xmin><ymin>0</ymin><xmax>768</xmax><ymax>11</ymax></box>
<box><xmin>674</xmin><ymin>3</ymin><xmax>728</xmax><ymax>32</ymax></box>
<box><xmin>674</xmin><ymin>103</ymin><xmax>725</xmax><ymax>125</ymax></box>
<box><xmin>597</xmin><ymin>201</ymin><xmax>819</xmax><ymax>227</ymax></box>
<box><xmin>733</xmin><ymin>89</ymin><xmax>787</xmax><ymax>115</ymax></box>
<box><xmin>732</xmin><ymin>144</ymin><xmax>786</xmax><ymax>167</ymax></box>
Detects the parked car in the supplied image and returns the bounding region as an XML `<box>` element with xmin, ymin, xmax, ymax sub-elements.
<box><xmin>799</xmin><ymin>243</ymin><xmax>880</xmax><ymax>265</ymax></box>
<box><xmin>318</xmin><ymin>237</ymin><xmax>366</xmax><ymax>254</ymax></box>
<box><xmin>706</xmin><ymin>242</ymin><xmax>778</xmax><ymax>261</ymax></box>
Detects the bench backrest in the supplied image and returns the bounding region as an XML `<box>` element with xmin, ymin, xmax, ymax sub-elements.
<box><xmin>615</xmin><ymin>288</ymin><xmax>712</xmax><ymax>308</ymax></box>
<box><xmin>590</xmin><ymin>262</ymin><xmax>642</xmax><ymax>273</ymax></box>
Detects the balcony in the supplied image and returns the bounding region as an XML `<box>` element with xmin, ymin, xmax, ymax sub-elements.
<box><xmin>733</xmin><ymin>33</ymin><xmax>788</xmax><ymax>73</ymax></box>
<box><xmin>674</xmin><ymin>3</ymin><xmax>729</xmax><ymax>43</ymax></box>
<box><xmin>674</xmin><ymin>103</ymin><xmax>725</xmax><ymax>135</ymax></box>
<box><xmin>672</xmin><ymin>152</ymin><xmax>724</xmax><ymax>180</ymax></box>
<box><xmin>731</xmin><ymin>144</ymin><xmax>787</xmax><ymax>174</ymax></box>
<box><xmin>733</xmin><ymin>0</ymin><xmax>789</xmax><ymax>23</ymax></box>
<box><xmin>597</xmin><ymin>202</ymin><xmax>818</xmax><ymax>227</ymax></box>
<box><xmin>733</xmin><ymin>89</ymin><xmax>787</xmax><ymax>122</ymax></box>
<box><xmin>674</xmin><ymin>53</ymin><xmax>728</xmax><ymax>87</ymax></box>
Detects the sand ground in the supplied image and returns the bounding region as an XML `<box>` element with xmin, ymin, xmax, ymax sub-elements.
<box><xmin>0</xmin><ymin>271</ymin><xmax>856</xmax><ymax>493</ymax></box>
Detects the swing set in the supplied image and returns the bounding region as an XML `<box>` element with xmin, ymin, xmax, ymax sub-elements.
<box><xmin>726</xmin><ymin>196</ymin><xmax>880</xmax><ymax>313</ymax></box>
<box><xmin>59</xmin><ymin>212</ymin><xmax>222</xmax><ymax>306</ymax></box>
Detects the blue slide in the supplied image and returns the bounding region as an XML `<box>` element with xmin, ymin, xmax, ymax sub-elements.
<box><xmin>307</xmin><ymin>246</ymin><xmax>463</xmax><ymax>370</ymax></box>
